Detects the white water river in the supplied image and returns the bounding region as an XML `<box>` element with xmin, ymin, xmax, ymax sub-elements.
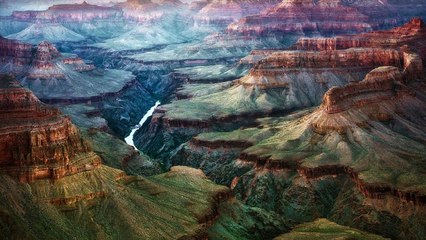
<box><xmin>125</xmin><ymin>101</ymin><xmax>161</xmax><ymax>150</ymax></box>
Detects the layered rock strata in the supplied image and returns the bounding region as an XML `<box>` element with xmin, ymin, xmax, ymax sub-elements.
<box><xmin>194</xmin><ymin>0</ymin><xmax>281</xmax><ymax>27</ymax></box>
<box><xmin>0</xmin><ymin>75</ymin><xmax>101</xmax><ymax>182</ymax></box>
<box><xmin>228</xmin><ymin>0</ymin><xmax>426</xmax><ymax>37</ymax></box>
<box><xmin>0</xmin><ymin>37</ymin><xmax>135</xmax><ymax>104</ymax></box>
<box><xmin>11</xmin><ymin>1</ymin><xmax>123</xmax><ymax>22</ymax></box>
<box><xmin>135</xmin><ymin>19</ymin><xmax>426</xmax><ymax>162</ymax></box>
<box><xmin>187</xmin><ymin>66</ymin><xmax>426</xmax><ymax>204</ymax></box>
<box><xmin>227</xmin><ymin>0</ymin><xmax>372</xmax><ymax>36</ymax></box>
<box><xmin>0</xmin><ymin>75</ymin><xmax>233</xmax><ymax>239</ymax></box>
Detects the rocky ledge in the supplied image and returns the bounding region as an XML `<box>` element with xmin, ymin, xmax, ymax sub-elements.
<box><xmin>0</xmin><ymin>37</ymin><xmax>135</xmax><ymax>104</ymax></box>
<box><xmin>135</xmin><ymin>19</ymin><xmax>426</xmax><ymax>162</ymax></box>
<box><xmin>194</xmin><ymin>0</ymin><xmax>281</xmax><ymax>27</ymax></box>
<box><xmin>0</xmin><ymin>75</ymin><xmax>101</xmax><ymax>182</ymax></box>
<box><xmin>11</xmin><ymin>1</ymin><xmax>122</xmax><ymax>22</ymax></box>
<box><xmin>294</xmin><ymin>18</ymin><xmax>426</xmax><ymax>59</ymax></box>
<box><xmin>228</xmin><ymin>0</ymin><xmax>426</xmax><ymax>37</ymax></box>
<box><xmin>0</xmin><ymin>75</ymin><xmax>233</xmax><ymax>239</ymax></box>
<box><xmin>185</xmin><ymin>64</ymin><xmax>426</xmax><ymax>204</ymax></box>
<box><xmin>227</xmin><ymin>0</ymin><xmax>372</xmax><ymax>36</ymax></box>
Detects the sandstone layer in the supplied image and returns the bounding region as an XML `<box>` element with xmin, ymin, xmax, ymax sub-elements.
<box><xmin>135</xmin><ymin>19</ymin><xmax>426</xmax><ymax>163</ymax></box>
<box><xmin>0</xmin><ymin>37</ymin><xmax>135</xmax><ymax>104</ymax></box>
<box><xmin>174</xmin><ymin>65</ymin><xmax>426</xmax><ymax>238</ymax></box>
<box><xmin>228</xmin><ymin>0</ymin><xmax>426</xmax><ymax>37</ymax></box>
<box><xmin>11</xmin><ymin>1</ymin><xmax>123</xmax><ymax>22</ymax></box>
<box><xmin>0</xmin><ymin>75</ymin><xmax>232</xmax><ymax>239</ymax></box>
<box><xmin>0</xmin><ymin>75</ymin><xmax>101</xmax><ymax>182</ymax></box>
<box><xmin>194</xmin><ymin>0</ymin><xmax>281</xmax><ymax>27</ymax></box>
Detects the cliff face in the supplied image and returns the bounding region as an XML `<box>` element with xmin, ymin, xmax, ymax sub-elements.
<box><xmin>117</xmin><ymin>0</ymin><xmax>184</xmax><ymax>22</ymax></box>
<box><xmin>0</xmin><ymin>36</ymin><xmax>33</xmax><ymax>70</ymax></box>
<box><xmin>0</xmin><ymin>75</ymin><xmax>101</xmax><ymax>182</ymax></box>
<box><xmin>292</xmin><ymin>17</ymin><xmax>426</xmax><ymax>79</ymax></box>
<box><xmin>11</xmin><ymin>2</ymin><xmax>123</xmax><ymax>22</ymax></box>
<box><xmin>28</xmin><ymin>41</ymin><xmax>65</xmax><ymax>79</ymax></box>
<box><xmin>240</xmin><ymin>48</ymin><xmax>403</xmax><ymax>89</ymax></box>
<box><xmin>0</xmin><ymin>37</ymin><xmax>135</xmax><ymax>104</ymax></box>
<box><xmin>227</xmin><ymin>0</ymin><xmax>426</xmax><ymax>37</ymax></box>
<box><xmin>0</xmin><ymin>75</ymin><xmax>234</xmax><ymax>239</ymax></box>
<box><xmin>171</xmin><ymin>64</ymin><xmax>426</xmax><ymax>238</ymax></box>
<box><xmin>320</xmin><ymin>66</ymin><xmax>404</xmax><ymax>114</ymax></box>
<box><xmin>0</xmin><ymin>37</ymin><xmax>94</xmax><ymax>78</ymax></box>
<box><xmin>136</xmin><ymin>19</ymin><xmax>426</xmax><ymax>163</ymax></box>
<box><xmin>227</xmin><ymin>0</ymin><xmax>372</xmax><ymax>36</ymax></box>
<box><xmin>194</xmin><ymin>0</ymin><xmax>281</xmax><ymax>27</ymax></box>
<box><xmin>294</xmin><ymin>18</ymin><xmax>426</xmax><ymax>59</ymax></box>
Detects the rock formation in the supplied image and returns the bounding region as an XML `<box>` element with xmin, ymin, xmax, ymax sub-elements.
<box><xmin>135</xmin><ymin>19</ymin><xmax>426</xmax><ymax>162</ymax></box>
<box><xmin>194</xmin><ymin>0</ymin><xmax>281</xmax><ymax>27</ymax></box>
<box><xmin>294</xmin><ymin>18</ymin><xmax>426</xmax><ymax>58</ymax></box>
<box><xmin>173</xmin><ymin>64</ymin><xmax>426</xmax><ymax>238</ymax></box>
<box><xmin>117</xmin><ymin>0</ymin><xmax>184</xmax><ymax>22</ymax></box>
<box><xmin>227</xmin><ymin>0</ymin><xmax>426</xmax><ymax>37</ymax></box>
<box><xmin>0</xmin><ymin>36</ymin><xmax>32</xmax><ymax>71</ymax></box>
<box><xmin>227</xmin><ymin>0</ymin><xmax>372</xmax><ymax>36</ymax></box>
<box><xmin>0</xmin><ymin>74</ymin><xmax>232</xmax><ymax>239</ymax></box>
<box><xmin>274</xmin><ymin>218</ymin><xmax>387</xmax><ymax>240</ymax></box>
<box><xmin>11</xmin><ymin>1</ymin><xmax>123</xmax><ymax>22</ymax></box>
<box><xmin>0</xmin><ymin>75</ymin><xmax>101</xmax><ymax>182</ymax></box>
<box><xmin>0</xmin><ymin>37</ymin><xmax>135</xmax><ymax>104</ymax></box>
<box><xmin>28</xmin><ymin>41</ymin><xmax>64</xmax><ymax>79</ymax></box>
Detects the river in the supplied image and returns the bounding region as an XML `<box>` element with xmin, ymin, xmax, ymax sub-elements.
<box><xmin>125</xmin><ymin>101</ymin><xmax>161</xmax><ymax>150</ymax></box>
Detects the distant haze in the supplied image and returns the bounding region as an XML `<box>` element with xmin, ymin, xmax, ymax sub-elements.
<box><xmin>0</xmin><ymin>0</ymin><xmax>197</xmax><ymax>16</ymax></box>
<box><xmin>0</xmin><ymin>1</ymin><xmax>113</xmax><ymax>15</ymax></box>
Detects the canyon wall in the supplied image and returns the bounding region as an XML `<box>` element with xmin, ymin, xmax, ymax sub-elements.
<box><xmin>0</xmin><ymin>75</ymin><xmax>101</xmax><ymax>182</ymax></box>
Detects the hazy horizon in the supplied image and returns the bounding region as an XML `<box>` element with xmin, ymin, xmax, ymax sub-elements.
<box><xmin>0</xmin><ymin>0</ymin><xmax>197</xmax><ymax>16</ymax></box>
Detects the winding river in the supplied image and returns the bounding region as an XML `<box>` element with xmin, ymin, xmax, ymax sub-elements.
<box><xmin>125</xmin><ymin>101</ymin><xmax>161</xmax><ymax>150</ymax></box>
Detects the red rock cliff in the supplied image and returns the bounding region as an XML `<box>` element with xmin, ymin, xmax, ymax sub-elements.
<box><xmin>227</xmin><ymin>0</ymin><xmax>372</xmax><ymax>36</ymax></box>
<box><xmin>11</xmin><ymin>2</ymin><xmax>123</xmax><ymax>22</ymax></box>
<box><xmin>0</xmin><ymin>75</ymin><xmax>101</xmax><ymax>182</ymax></box>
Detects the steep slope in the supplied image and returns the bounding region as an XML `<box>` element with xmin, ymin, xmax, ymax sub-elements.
<box><xmin>274</xmin><ymin>218</ymin><xmax>388</xmax><ymax>240</ymax></box>
<box><xmin>0</xmin><ymin>75</ymin><xmax>100</xmax><ymax>182</ymax></box>
<box><xmin>228</xmin><ymin>0</ymin><xmax>372</xmax><ymax>36</ymax></box>
<box><xmin>0</xmin><ymin>74</ymin><xmax>230</xmax><ymax>239</ymax></box>
<box><xmin>135</xmin><ymin>19</ymin><xmax>425</xmax><ymax>161</ymax></box>
<box><xmin>194</xmin><ymin>0</ymin><xmax>281</xmax><ymax>27</ymax></box>
<box><xmin>7</xmin><ymin>23</ymin><xmax>85</xmax><ymax>44</ymax></box>
<box><xmin>174</xmin><ymin>66</ymin><xmax>426</xmax><ymax>239</ymax></box>
<box><xmin>10</xmin><ymin>1</ymin><xmax>123</xmax><ymax>22</ymax></box>
<box><xmin>0</xmin><ymin>37</ymin><xmax>135</xmax><ymax>104</ymax></box>
<box><xmin>117</xmin><ymin>0</ymin><xmax>183</xmax><ymax>21</ymax></box>
<box><xmin>228</xmin><ymin>0</ymin><xmax>426</xmax><ymax>37</ymax></box>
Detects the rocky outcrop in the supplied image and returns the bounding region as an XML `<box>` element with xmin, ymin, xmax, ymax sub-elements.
<box><xmin>117</xmin><ymin>0</ymin><xmax>183</xmax><ymax>22</ymax></box>
<box><xmin>228</xmin><ymin>0</ymin><xmax>426</xmax><ymax>37</ymax></box>
<box><xmin>188</xmin><ymin>65</ymin><xmax>426</xmax><ymax>205</ymax></box>
<box><xmin>0</xmin><ymin>36</ymin><xmax>32</xmax><ymax>68</ymax></box>
<box><xmin>11</xmin><ymin>2</ymin><xmax>123</xmax><ymax>22</ymax></box>
<box><xmin>298</xmin><ymin>164</ymin><xmax>426</xmax><ymax>205</ymax></box>
<box><xmin>320</xmin><ymin>66</ymin><xmax>405</xmax><ymax>115</ymax></box>
<box><xmin>194</xmin><ymin>0</ymin><xmax>281</xmax><ymax>27</ymax></box>
<box><xmin>0</xmin><ymin>37</ymin><xmax>94</xmax><ymax>77</ymax></box>
<box><xmin>240</xmin><ymin>18</ymin><xmax>426</xmax><ymax>89</ymax></box>
<box><xmin>294</xmin><ymin>18</ymin><xmax>426</xmax><ymax>59</ymax></box>
<box><xmin>227</xmin><ymin>0</ymin><xmax>372</xmax><ymax>36</ymax></box>
<box><xmin>0</xmin><ymin>37</ymin><xmax>136</xmax><ymax>105</ymax></box>
<box><xmin>0</xmin><ymin>75</ymin><xmax>101</xmax><ymax>183</ymax></box>
<box><xmin>28</xmin><ymin>41</ymin><xmax>64</xmax><ymax>79</ymax></box>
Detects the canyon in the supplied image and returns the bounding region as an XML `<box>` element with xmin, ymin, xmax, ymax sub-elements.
<box><xmin>0</xmin><ymin>0</ymin><xmax>425</xmax><ymax>239</ymax></box>
<box><xmin>0</xmin><ymin>74</ymin><xmax>235</xmax><ymax>239</ymax></box>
